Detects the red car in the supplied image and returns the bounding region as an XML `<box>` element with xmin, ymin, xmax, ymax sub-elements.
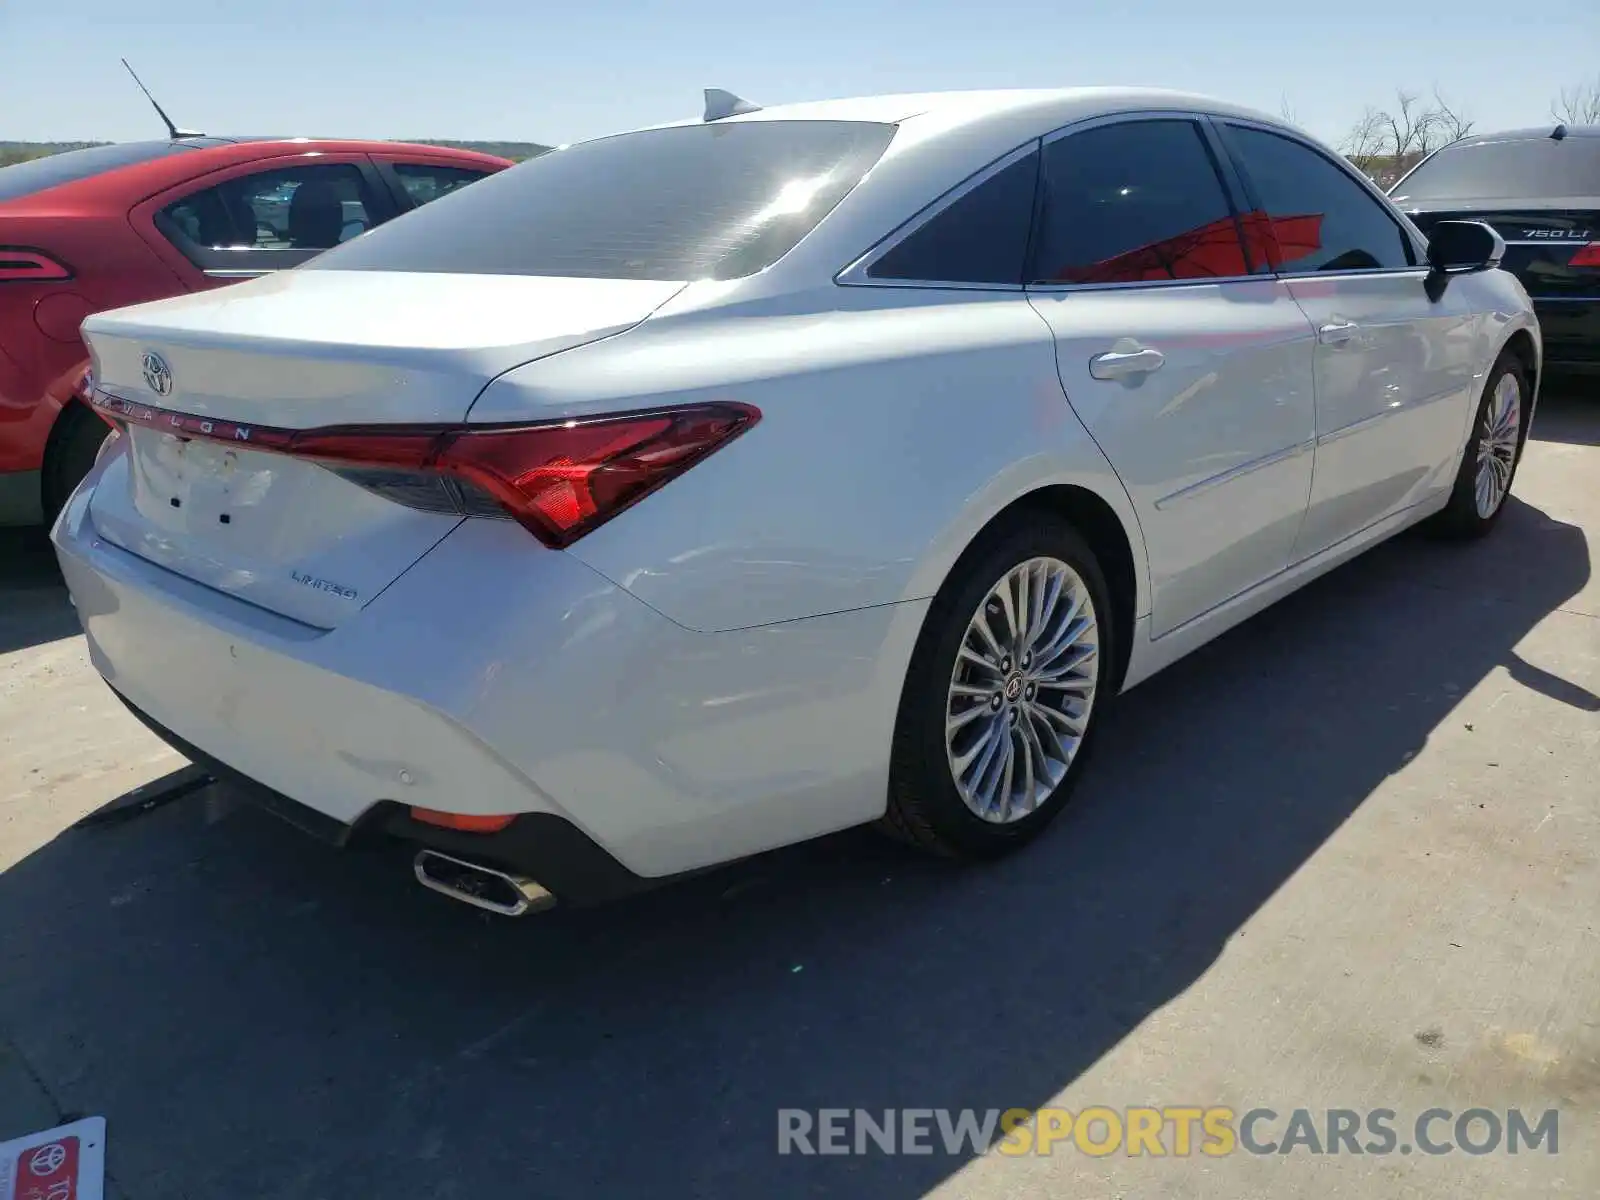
<box><xmin>0</xmin><ymin>136</ymin><xmax>510</xmax><ymax>525</ymax></box>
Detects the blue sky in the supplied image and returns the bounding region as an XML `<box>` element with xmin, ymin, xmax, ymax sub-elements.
<box><xmin>3</xmin><ymin>0</ymin><xmax>1596</xmax><ymax>148</ymax></box>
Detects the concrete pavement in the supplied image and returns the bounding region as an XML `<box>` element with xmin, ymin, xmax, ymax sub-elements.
<box><xmin>1</xmin><ymin>385</ymin><xmax>1596</xmax><ymax>1199</ymax></box>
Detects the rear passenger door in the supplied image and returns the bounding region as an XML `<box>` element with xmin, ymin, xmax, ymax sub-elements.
<box><xmin>131</xmin><ymin>155</ymin><xmax>396</xmax><ymax>287</ymax></box>
<box><xmin>1025</xmin><ymin>115</ymin><xmax>1319</xmax><ymax>639</ymax></box>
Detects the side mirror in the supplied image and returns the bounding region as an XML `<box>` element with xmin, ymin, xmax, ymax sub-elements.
<box><xmin>1426</xmin><ymin>220</ymin><xmax>1504</xmax><ymax>275</ymax></box>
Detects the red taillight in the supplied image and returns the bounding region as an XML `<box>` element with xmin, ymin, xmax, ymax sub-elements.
<box><xmin>92</xmin><ymin>393</ymin><xmax>760</xmax><ymax>548</ymax></box>
<box><xmin>1568</xmin><ymin>242</ymin><xmax>1600</xmax><ymax>268</ymax></box>
<box><xmin>0</xmin><ymin>247</ymin><xmax>72</xmax><ymax>282</ymax></box>
<box><xmin>296</xmin><ymin>405</ymin><xmax>759</xmax><ymax>547</ymax></box>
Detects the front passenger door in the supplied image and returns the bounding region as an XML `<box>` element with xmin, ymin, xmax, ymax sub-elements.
<box><xmin>1025</xmin><ymin>116</ymin><xmax>1319</xmax><ymax>639</ymax></box>
<box><xmin>1215</xmin><ymin>122</ymin><xmax>1482</xmax><ymax>559</ymax></box>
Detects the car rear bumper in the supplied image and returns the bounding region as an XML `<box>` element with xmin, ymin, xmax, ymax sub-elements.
<box><xmin>115</xmin><ymin>691</ymin><xmax>658</xmax><ymax>903</ymax></box>
<box><xmin>53</xmin><ymin>469</ymin><xmax>924</xmax><ymax>889</ymax></box>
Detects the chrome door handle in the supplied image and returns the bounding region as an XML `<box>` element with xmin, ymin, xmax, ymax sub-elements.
<box><xmin>1089</xmin><ymin>347</ymin><xmax>1165</xmax><ymax>380</ymax></box>
<box><xmin>1318</xmin><ymin>320</ymin><xmax>1359</xmax><ymax>346</ymax></box>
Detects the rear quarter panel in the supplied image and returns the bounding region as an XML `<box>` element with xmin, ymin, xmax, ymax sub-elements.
<box><xmin>0</xmin><ymin>210</ymin><xmax>184</xmax><ymax>472</ymax></box>
<box><xmin>470</xmin><ymin>286</ymin><xmax>1150</xmax><ymax>634</ymax></box>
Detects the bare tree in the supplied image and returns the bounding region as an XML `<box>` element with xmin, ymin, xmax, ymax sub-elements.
<box><xmin>1429</xmin><ymin>87</ymin><xmax>1474</xmax><ymax>146</ymax></box>
<box><xmin>1379</xmin><ymin>90</ymin><xmax>1430</xmax><ymax>161</ymax></box>
<box><xmin>1279</xmin><ymin>94</ymin><xmax>1300</xmax><ymax>126</ymax></box>
<box><xmin>1341</xmin><ymin>87</ymin><xmax>1474</xmax><ymax>186</ymax></box>
<box><xmin>1551</xmin><ymin>75</ymin><xmax>1600</xmax><ymax>124</ymax></box>
<box><xmin>1341</xmin><ymin>107</ymin><xmax>1389</xmax><ymax>163</ymax></box>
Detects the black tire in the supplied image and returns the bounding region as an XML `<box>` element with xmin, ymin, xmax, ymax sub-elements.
<box><xmin>1426</xmin><ymin>354</ymin><xmax>1530</xmax><ymax>540</ymax></box>
<box><xmin>42</xmin><ymin>404</ymin><xmax>111</xmax><ymax>523</ymax></box>
<box><xmin>881</xmin><ymin>513</ymin><xmax>1115</xmax><ymax>860</ymax></box>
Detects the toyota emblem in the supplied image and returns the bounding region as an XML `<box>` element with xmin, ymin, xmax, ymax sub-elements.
<box><xmin>141</xmin><ymin>351</ymin><xmax>173</xmax><ymax>397</ymax></box>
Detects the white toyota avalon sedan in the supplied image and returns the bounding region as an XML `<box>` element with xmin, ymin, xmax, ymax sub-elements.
<box><xmin>54</xmin><ymin>88</ymin><xmax>1540</xmax><ymax>916</ymax></box>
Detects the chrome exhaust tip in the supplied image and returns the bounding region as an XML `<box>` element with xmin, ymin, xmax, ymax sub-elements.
<box><xmin>413</xmin><ymin>849</ymin><xmax>556</xmax><ymax>917</ymax></box>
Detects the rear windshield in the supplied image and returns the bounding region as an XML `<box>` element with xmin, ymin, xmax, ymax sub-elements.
<box><xmin>308</xmin><ymin>120</ymin><xmax>897</xmax><ymax>281</ymax></box>
<box><xmin>0</xmin><ymin>141</ymin><xmax>198</xmax><ymax>203</ymax></box>
<box><xmin>1392</xmin><ymin>137</ymin><xmax>1600</xmax><ymax>202</ymax></box>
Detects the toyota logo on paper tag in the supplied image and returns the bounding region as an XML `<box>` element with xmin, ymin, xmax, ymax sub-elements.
<box><xmin>27</xmin><ymin>1141</ymin><xmax>69</xmax><ymax>1176</ymax></box>
<box><xmin>1</xmin><ymin>1117</ymin><xmax>106</xmax><ymax>1200</ymax></box>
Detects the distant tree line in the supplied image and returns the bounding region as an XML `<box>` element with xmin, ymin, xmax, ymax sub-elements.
<box><xmin>408</xmin><ymin>139</ymin><xmax>552</xmax><ymax>162</ymax></box>
<box><xmin>0</xmin><ymin>141</ymin><xmax>108</xmax><ymax>168</ymax></box>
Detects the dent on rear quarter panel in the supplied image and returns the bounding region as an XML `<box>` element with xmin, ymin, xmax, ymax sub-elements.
<box><xmin>471</xmin><ymin>287</ymin><xmax>1150</xmax><ymax>633</ymax></box>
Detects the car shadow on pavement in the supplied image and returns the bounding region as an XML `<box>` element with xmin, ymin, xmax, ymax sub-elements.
<box><xmin>0</xmin><ymin>527</ymin><xmax>78</xmax><ymax>655</ymax></box>
<box><xmin>0</xmin><ymin>493</ymin><xmax>1592</xmax><ymax>1199</ymax></box>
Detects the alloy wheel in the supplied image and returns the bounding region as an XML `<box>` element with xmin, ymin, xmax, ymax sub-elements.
<box><xmin>1474</xmin><ymin>372</ymin><xmax>1522</xmax><ymax>519</ymax></box>
<box><xmin>944</xmin><ymin>556</ymin><xmax>1099</xmax><ymax>823</ymax></box>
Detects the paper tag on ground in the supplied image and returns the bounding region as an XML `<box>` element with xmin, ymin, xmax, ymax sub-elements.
<box><xmin>0</xmin><ymin>1118</ymin><xmax>105</xmax><ymax>1200</ymax></box>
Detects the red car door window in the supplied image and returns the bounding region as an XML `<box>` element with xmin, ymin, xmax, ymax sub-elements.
<box><xmin>130</xmin><ymin>154</ymin><xmax>383</xmax><ymax>283</ymax></box>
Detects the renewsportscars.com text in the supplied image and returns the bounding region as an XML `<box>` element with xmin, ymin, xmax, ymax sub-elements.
<box><xmin>777</xmin><ymin>1106</ymin><xmax>1559</xmax><ymax>1157</ymax></box>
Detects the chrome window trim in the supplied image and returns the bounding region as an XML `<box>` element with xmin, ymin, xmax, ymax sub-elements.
<box><xmin>835</xmin><ymin>108</ymin><xmax>1443</xmax><ymax>296</ymax></box>
<box><xmin>835</xmin><ymin>140</ymin><xmax>1040</xmax><ymax>291</ymax></box>
<box><xmin>1024</xmin><ymin>273</ymin><xmax>1261</xmax><ymax>295</ymax></box>
<box><xmin>1275</xmin><ymin>265</ymin><xmax>1434</xmax><ymax>283</ymax></box>
<box><xmin>1036</xmin><ymin>107</ymin><xmax>1210</xmax><ymax>150</ymax></box>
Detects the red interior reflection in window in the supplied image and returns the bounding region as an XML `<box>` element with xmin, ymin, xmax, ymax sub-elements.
<box><xmin>1051</xmin><ymin>215</ymin><xmax>1251</xmax><ymax>284</ymax></box>
<box><xmin>1239</xmin><ymin>210</ymin><xmax>1324</xmax><ymax>271</ymax></box>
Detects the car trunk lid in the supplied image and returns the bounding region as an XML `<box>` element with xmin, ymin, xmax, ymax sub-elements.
<box><xmin>82</xmin><ymin>270</ymin><xmax>684</xmax><ymax>628</ymax></box>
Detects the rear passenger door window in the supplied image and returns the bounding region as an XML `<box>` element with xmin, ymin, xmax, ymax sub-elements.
<box><xmin>866</xmin><ymin>147</ymin><xmax>1041</xmax><ymax>285</ymax></box>
<box><xmin>1219</xmin><ymin>125</ymin><xmax>1416</xmax><ymax>273</ymax></box>
<box><xmin>389</xmin><ymin>162</ymin><xmax>492</xmax><ymax>209</ymax></box>
<box><xmin>1030</xmin><ymin>119</ymin><xmax>1251</xmax><ymax>285</ymax></box>
<box><xmin>157</xmin><ymin>162</ymin><xmax>384</xmax><ymax>276</ymax></box>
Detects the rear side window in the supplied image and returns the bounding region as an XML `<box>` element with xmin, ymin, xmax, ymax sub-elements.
<box><xmin>1030</xmin><ymin>120</ymin><xmax>1249</xmax><ymax>285</ymax></box>
<box><xmin>162</xmin><ymin>163</ymin><xmax>377</xmax><ymax>255</ymax></box>
<box><xmin>0</xmin><ymin>141</ymin><xmax>195</xmax><ymax>203</ymax></box>
<box><xmin>1392</xmin><ymin>138</ymin><xmax>1600</xmax><ymax>202</ymax></box>
<box><xmin>867</xmin><ymin>148</ymin><xmax>1040</xmax><ymax>285</ymax></box>
<box><xmin>391</xmin><ymin>163</ymin><xmax>491</xmax><ymax>208</ymax></box>
<box><xmin>1224</xmin><ymin>126</ymin><xmax>1413</xmax><ymax>272</ymax></box>
<box><xmin>309</xmin><ymin>120</ymin><xmax>896</xmax><ymax>281</ymax></box>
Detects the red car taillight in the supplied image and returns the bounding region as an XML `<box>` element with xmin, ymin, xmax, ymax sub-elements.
<box><xmin>94</xmin><ymin>394</ymin><xmax>760</xmax><ymax>548</ymax></box>
<box><xmin>0</xmin><ymin>248</ymin><xmax>72</xmax><ymax>282</ymax></box>
<box><xmin>302</xmin><ymin>404</ymin><xmax>759</xmax><ymax>547</ymax></box>
<box><xmin>1567</xmin><ymin>242</ymin><xmax>1600</xmax><ymax>268</ymax></box>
